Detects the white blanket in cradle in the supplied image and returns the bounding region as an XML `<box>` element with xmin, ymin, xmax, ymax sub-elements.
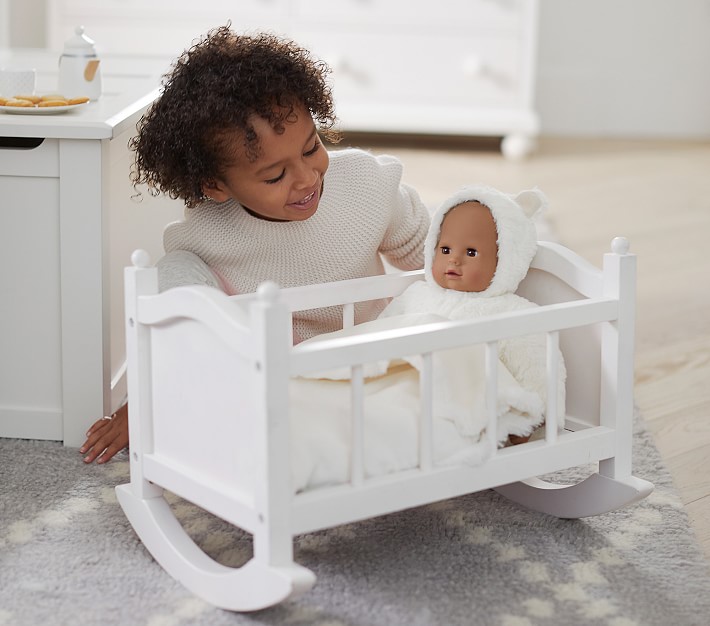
<box><xmin>289</xmin><ymin>313</ymin><xmax>546</xmax><ymax>492</ymax></box>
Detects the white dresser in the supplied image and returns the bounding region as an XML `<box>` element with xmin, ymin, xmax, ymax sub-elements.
<box><xmin>0</xmin><ymin>50</ymin><xmax>182</xmax><ymax>446</ymax></box>
<box><xmin>47</xmin><ymin>0</ymin><xmax>540</xmax><ymax>158</ymax></box>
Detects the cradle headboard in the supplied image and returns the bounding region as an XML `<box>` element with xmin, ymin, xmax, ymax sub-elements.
<box><xmin>518</xmin><ymin>241</ymin><xmax>627</xmax><ymax>429</ymax></box>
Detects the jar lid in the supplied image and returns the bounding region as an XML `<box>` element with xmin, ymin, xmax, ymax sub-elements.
<box><xmin>62</xmin><ymin>26</ymin><xmax>97</xmax><ymax>56</ymax></box>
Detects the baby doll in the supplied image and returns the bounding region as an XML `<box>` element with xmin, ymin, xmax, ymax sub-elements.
<box><xmin>378</xmin><ymin>184</ymin><xmax>567</xmax><ymax>443</ymax></box>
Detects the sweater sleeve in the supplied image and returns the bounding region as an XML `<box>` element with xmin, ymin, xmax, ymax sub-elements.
<box><xmin>377</xmin><ymin>160</ymin><xmax>430</xmax><ymax>271</ymax></box>
<box><xmin>156</xmin><ymin>249</ymin><xmax>223</xmax><ymax>293</ymax></box>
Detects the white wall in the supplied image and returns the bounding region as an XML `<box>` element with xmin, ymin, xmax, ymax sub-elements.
<box><xmin>6</xmin><ymin>0</ymin><xmax>710</xmax><ymax>139</ymax></box>
<box><xmin>536</xmin><ymin>0</ymin><xmax>710</xmax><ymax>138</ymax></box>
<box><xmin>6</xmin><ymin>0</ymin><xmax>45</xmax><ymax>48</ymax></box>
<box><xmin>0</xmin><ymin>0</ymin><xmax>8</xmax><ymax>48</ymax></box>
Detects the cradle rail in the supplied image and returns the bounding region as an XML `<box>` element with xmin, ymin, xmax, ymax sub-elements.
<box><xmin>116</xmin><ymin>239</ymin><xmax>653</xmax><ymax>611</ymax></box>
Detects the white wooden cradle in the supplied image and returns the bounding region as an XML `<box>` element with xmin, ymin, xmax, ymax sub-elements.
<box><xmin>116</xmin><ymin>237</ymin><xmax>653</xmax><ymax>612</ymax></box>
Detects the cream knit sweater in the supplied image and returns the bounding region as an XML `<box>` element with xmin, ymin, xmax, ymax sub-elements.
<box><xmin>157</xmin><ymin>148</ymin><xmax>430</xmax><ymax>341</ymax></box>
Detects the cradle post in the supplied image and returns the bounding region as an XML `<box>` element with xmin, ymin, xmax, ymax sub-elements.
<box><xmin>599</xmin><ymin>237</ymin><xmax>636</xmax><ymax>479</ymax></box>
<box><xmin>124</xmin><ymin>250</ymin><xmax>162</xmax><ymax>499</ymax></box>
<box><xmin>250</xmin><ymin>281</ymin><xmax>296</xmax><ymax>568</ymax></box>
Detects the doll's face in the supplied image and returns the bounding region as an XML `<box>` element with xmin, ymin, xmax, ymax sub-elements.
<box><xmin>432</xmin><ymin>201</ymin><xmax>498</xmax><ymax>292</ymax></box>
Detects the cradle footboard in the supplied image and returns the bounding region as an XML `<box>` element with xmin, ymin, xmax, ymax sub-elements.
<box><xmin>117</xmin><ymin>239</ymin><xmax>652</xmax><ymax>611</ymax></box>
<box><xmin>118</xmin><ymin>251</ymin><xmax>313</xmax><ymax>610</ymax></box>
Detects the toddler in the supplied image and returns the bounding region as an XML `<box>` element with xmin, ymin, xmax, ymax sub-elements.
<box><xmin>80</xmin><ymin>25</ymin><xmax>430</xmax><ymax>463</ymax></box>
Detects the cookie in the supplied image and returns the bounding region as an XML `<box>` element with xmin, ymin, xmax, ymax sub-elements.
<box><xmin>39</xmin><ymin>99</ymin><xmax>69</xmax><ymax>107</ymax></box>
<box><xmin>67</xmin><ymin>96</ymin><xmax>90</xmax><ymax>105</ymax></box>
<box><xmin>5</xmin><ymin>98</ymin><xmax>34</xmax><ymax>107</ymax></box>
<box><xmin>13</xmin><ymin>94</ymin><xmax>41</xmax><ymax>104</ymax></box>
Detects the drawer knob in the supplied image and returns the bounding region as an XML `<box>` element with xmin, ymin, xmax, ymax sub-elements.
<box><xmin>327</xmin><ymin>55</ymin><xmax>370</xmax><ymax>85</ymax></box>
<box><xmin>462</xmin><ymin>56</ymin><xmax>485</xmax><ymax>77</ymax></box>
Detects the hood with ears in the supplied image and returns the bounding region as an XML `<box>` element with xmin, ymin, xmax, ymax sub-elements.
<box><xmin>424</xmin><ymin>185</ymin><xmax>548</xmax><ymax>297</ymax></box>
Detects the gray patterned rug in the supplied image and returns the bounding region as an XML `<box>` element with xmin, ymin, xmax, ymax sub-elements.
<box><xmin>1</xmin><ymin>412</ymin><xmax>709</xmax><ymax>626</ymax></box>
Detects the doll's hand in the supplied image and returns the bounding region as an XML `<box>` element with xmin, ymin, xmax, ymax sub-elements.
<box><xmin>79</xmin><ymin>403</ymin><xmax>129</xmax><ymax>464</ymax></box>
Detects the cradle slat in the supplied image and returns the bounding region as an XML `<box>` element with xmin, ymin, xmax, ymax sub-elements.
<box><xmin>545</xmin><ymin>331</ymin><xmax>560</xmax><ymax>444</ymax></box>
<box><xmin>418</xmin><ymin>352</ymin><xmax>434</xmax><ymax>471</ymax></box>
<box><xmin>350</xmin><ymin>364</ymin><xmax>365</xmax><ymax>486</ymax></box>
<box><xmin>485</xmin><ymin>341</ymin><xmax>499</xmax><ymax>456</ymax></box>
<box><xmin>342</xmin><ymin>302</ymin><xmax>355</xmax><ymax>328</ymax></box>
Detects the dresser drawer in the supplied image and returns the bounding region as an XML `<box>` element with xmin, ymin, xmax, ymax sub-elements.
<box><xmin>296</xmin><ymin>30</ymin><xmax>523</xmax><ymax>110</ymax></box>
<box><xmin>294</xmin><ymin>0</ymin><xmax>524</xmax><ymax>31</ymax></box>
<box><xmin>0</xmin><ymin>138</ymin><xmax>59</xmax><ymax>177</ymax></box>
<box><xmin>55</xmin><ymin>0</ymin><xmax>289</xmax><ymax>20</ymax></box>
<box><xmin>48</xmin><ymin>0</ymin><xmax>290</xmax><ymax>53</ymax></box>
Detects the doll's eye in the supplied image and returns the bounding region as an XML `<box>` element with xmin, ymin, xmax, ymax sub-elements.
<box><xmin>467</xmin><ymin>248</ymin><xmax>478</xmax><ymax>257</ymax></box>
<box><xmin>440</xmin><ymin>246</ymin><xmax>451</xmax><ymax>254</ymax></box>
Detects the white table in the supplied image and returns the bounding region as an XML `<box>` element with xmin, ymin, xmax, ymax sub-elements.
<box><xmin>0</xmin><ymin>50</ymin><xmax>183</xmax><ymax>446</ymax></box>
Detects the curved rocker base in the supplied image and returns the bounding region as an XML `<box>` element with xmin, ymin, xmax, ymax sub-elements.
<box><xmin>494</xmin><ymin>473</ymin><xmax>654</xmax><ymax>519</ymax></box>
<box><xmin>115</xmin><ymin>484</ymin><xmax>315</xmax><ymax>611</ymax></box>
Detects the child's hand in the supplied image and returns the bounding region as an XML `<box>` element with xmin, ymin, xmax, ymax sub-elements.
<box><xmin>79</xmin><ymin>403</ymin><xmax>129</xmax><ymax>464</ymax></box>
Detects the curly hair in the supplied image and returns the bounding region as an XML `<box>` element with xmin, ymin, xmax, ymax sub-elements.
<box><xmin>129</xmin><ymin>25</ymin><xmax>338</xmax><ymax>207</ymax></box>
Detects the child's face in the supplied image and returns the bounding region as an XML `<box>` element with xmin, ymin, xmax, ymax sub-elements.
<box><xmin>203</xmin><ymin>105</ymin><xmax>329</xmax><ymax>221</ymax></box>
<box><xmin>432</xmin><ymin>201</ymin><xmax>498</xmax><ymax>292</ymax></box>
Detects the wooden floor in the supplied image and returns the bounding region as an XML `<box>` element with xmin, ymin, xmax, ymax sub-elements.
<box><xmin>345</xmin><ymin>134</ymin><xmax>710</xmax><ymax>558</ymax></box>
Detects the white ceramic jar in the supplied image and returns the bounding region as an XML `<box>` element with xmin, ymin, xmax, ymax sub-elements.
<box><xmin>58</xmin><ymin>25</ymin><xmax>102</xmax><ymax>100</ymax></box>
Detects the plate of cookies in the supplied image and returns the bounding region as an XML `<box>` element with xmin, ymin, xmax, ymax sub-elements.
<box><xmin>0</xmin><ymin>94</ymin><xmax>90</xmax><ymax>114</ymax></box>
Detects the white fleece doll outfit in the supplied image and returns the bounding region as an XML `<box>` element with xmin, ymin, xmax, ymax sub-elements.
<box><xmin>290</xmin><ymin>185</ymin><xmax>567</xmax><ymax>483</ymax></box>
<box><xmin>378</xmin><ymin>184</ymin><xmax>567</xmax><ymax>441</ymax></box>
